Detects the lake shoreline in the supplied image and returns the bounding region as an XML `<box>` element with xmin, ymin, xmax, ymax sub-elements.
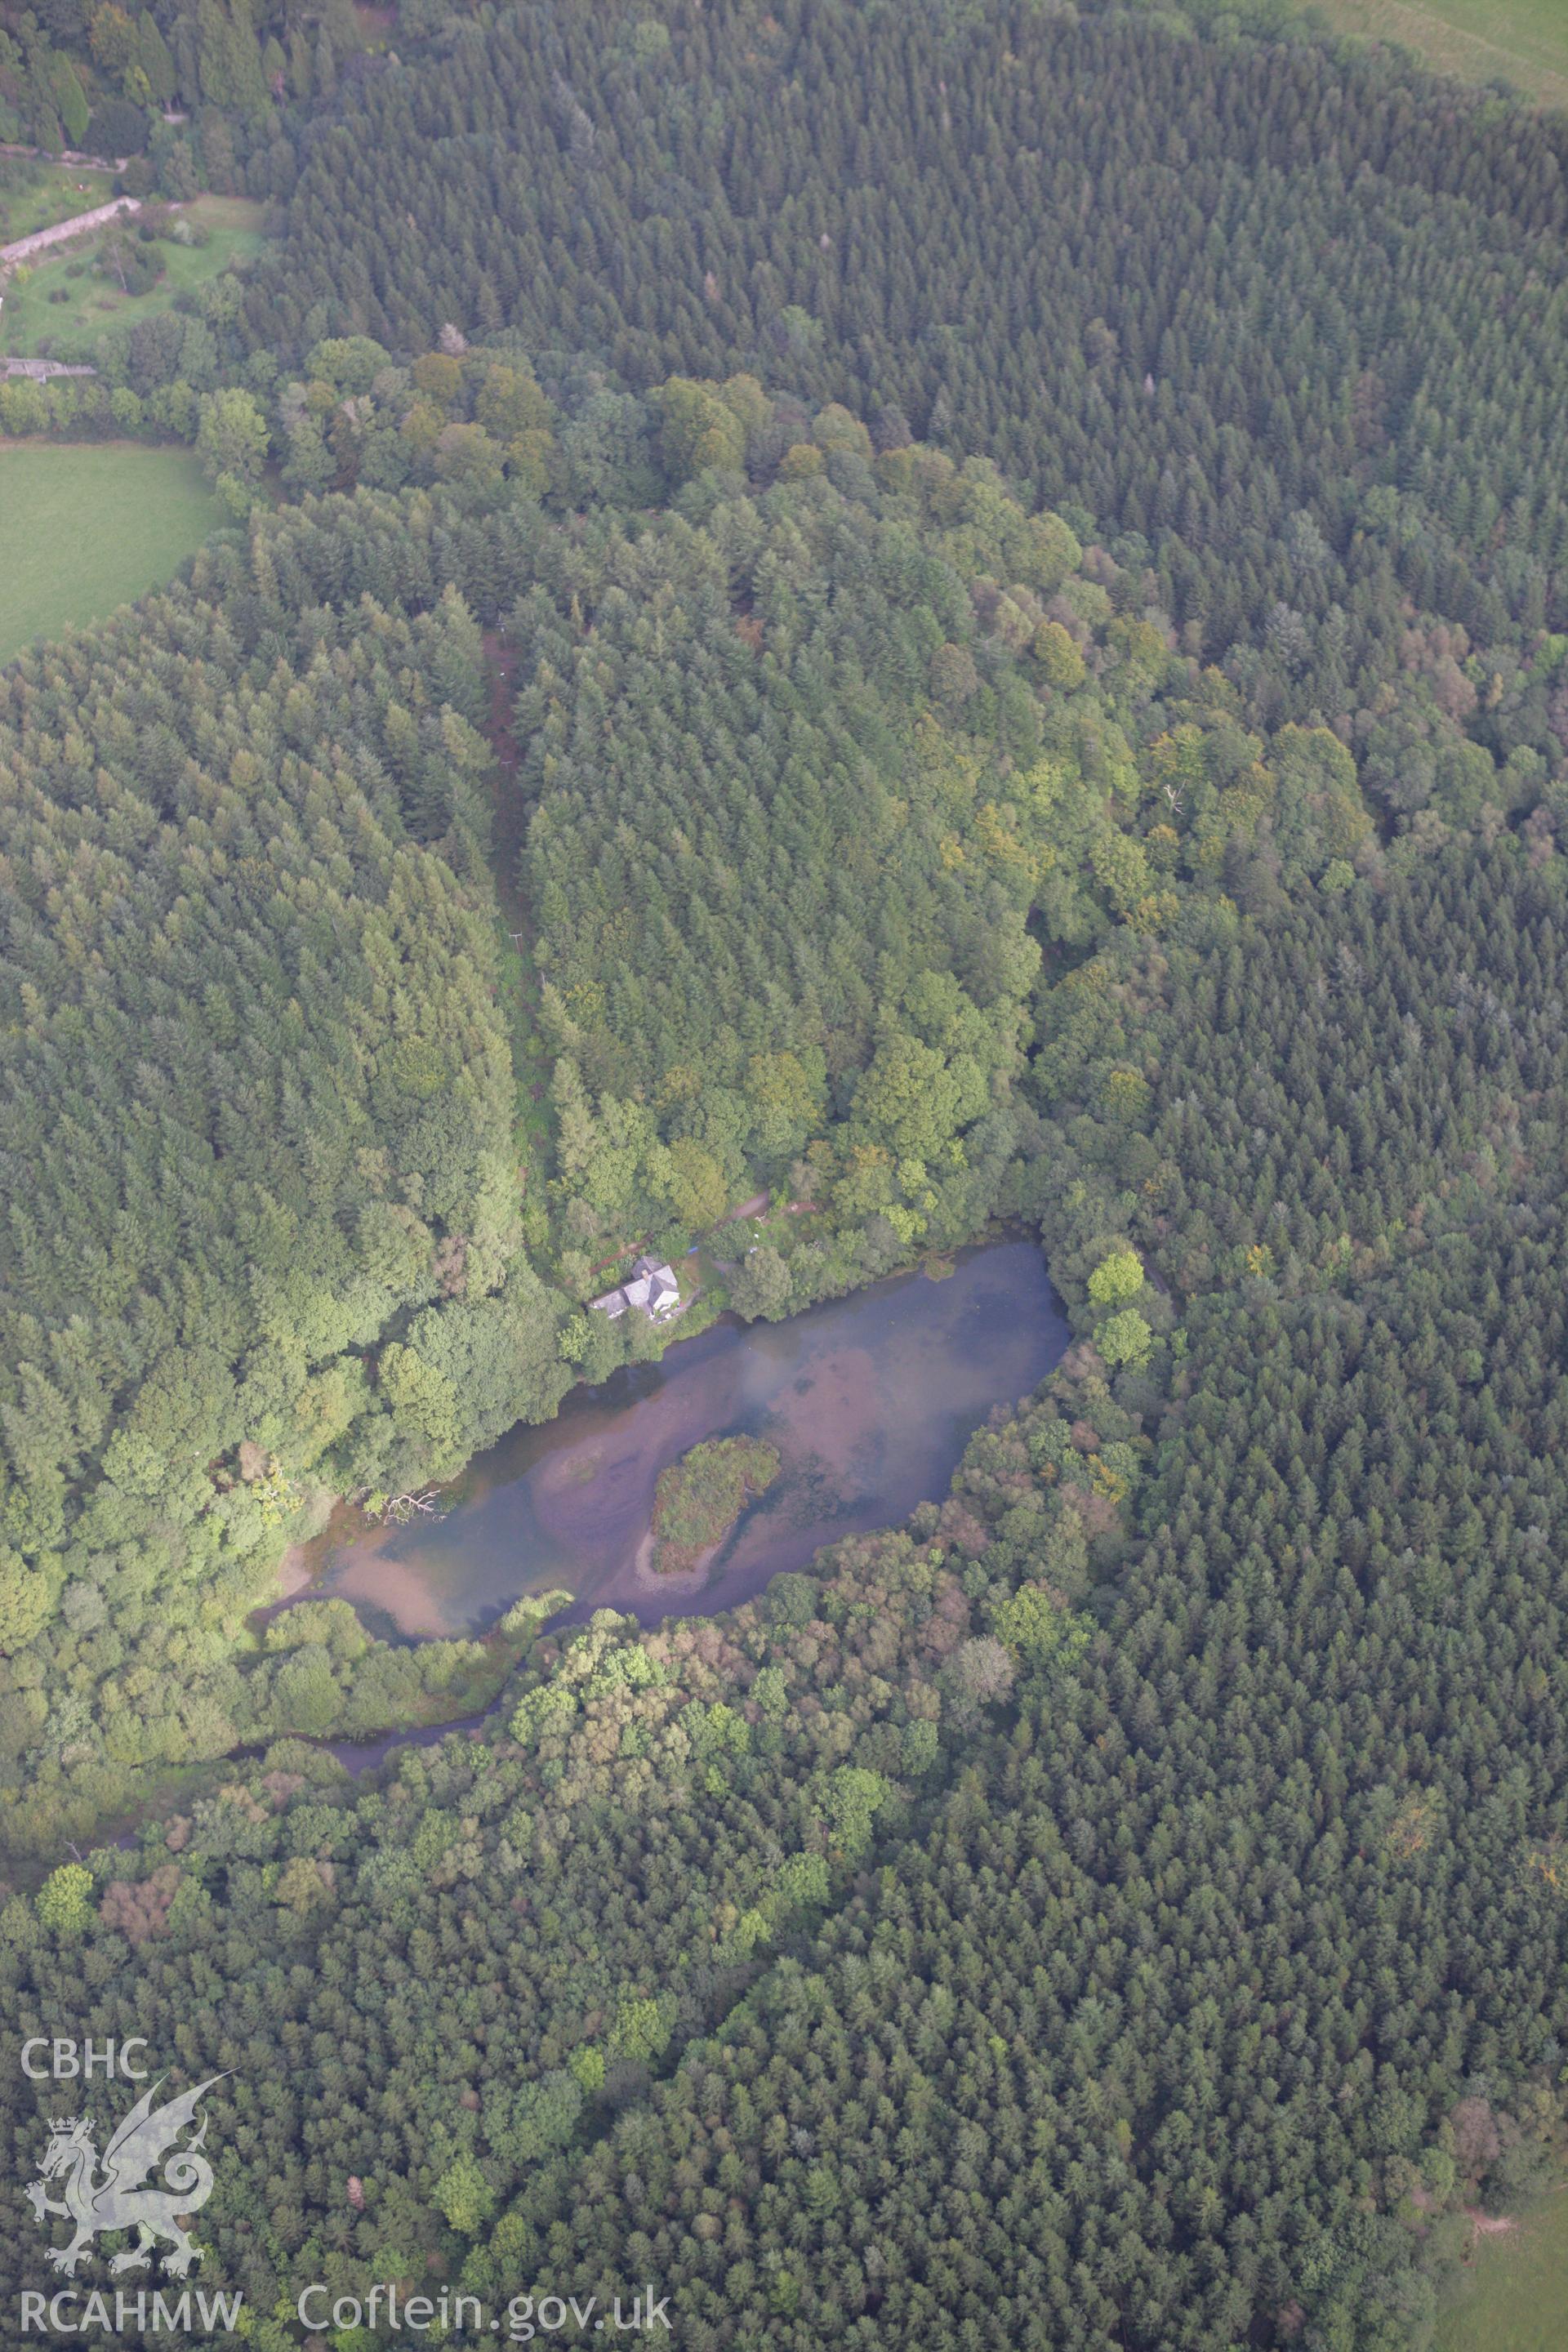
<box><xmin>296</xmin><ymin>1236</ymin><xmax>1067</xmax><ymax>1646</ymax></box>
<box><xmin>270</xmin><ymin>1224</ymin><xmax>1054</xmax><ymax>1620</ymax></box>
<box><xmin>37</xmin><ymin>1235</ymin><xmax>1066</xmax><ymax>1869</ymax></box>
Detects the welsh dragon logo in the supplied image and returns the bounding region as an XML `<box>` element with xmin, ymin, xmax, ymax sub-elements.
<box><xmin>25</xmin><ymin>2074</ymin><xmax>225</xmax><ymax>2277</ymax></box>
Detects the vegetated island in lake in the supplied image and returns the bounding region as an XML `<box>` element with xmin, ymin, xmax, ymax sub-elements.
<box><xmin>649</xmin><ymin>1437</ymin><xmax>781</xmax><ymax>1575</ymax></box>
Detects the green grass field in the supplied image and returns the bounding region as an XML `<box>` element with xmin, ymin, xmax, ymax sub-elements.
<box><xmin>1302</xmin><ymin>0</ymin><xmax>1568</xmax><ymax>110</ymax></box>
<box><xmin>0</xmin><ymin>440</ymin><xmax>224</xmax><ymax>664</ymax></box>
<box><xmin>0</xmin><ymin>158</ymin><xmax>118</xmax><ymax>247</ymax></box>
<box><xmin>1434</xmin><ymin>2194</ymin><xmax>1568</xmax><ymax>2352</ymax></box>
<box><xmin>0</xmin><ymin>198</ymin><xmax>266</xmax><ymax>360</ymax></box>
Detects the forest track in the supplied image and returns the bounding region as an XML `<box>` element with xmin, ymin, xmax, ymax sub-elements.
<box><xmin>481</xmin><ymin>626</ymin><xmax>531</xmax><ymax>937</ymax></box>
<box><xmin>481</xmin><ymin>628</ymin><xmax>554</xmax><ymax>1138</ymax></box>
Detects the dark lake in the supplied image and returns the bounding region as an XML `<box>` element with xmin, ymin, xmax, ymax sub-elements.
<box><xmin>307</xmin><ymin>1240</ymin><xmax>1067</xmax><ymax>1643</ymax></box>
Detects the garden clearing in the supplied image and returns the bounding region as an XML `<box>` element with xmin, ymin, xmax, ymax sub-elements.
<box><xmin>0</xmin><ymin>439</ymin><xmax>223</xmax><ymax>663</ymax></box>
<box><xmin>0</xmin><ymin>157</ymin><xmax>117</xmax><ymax>247</ymax></box>
<box><xmin>0</xmin><ymin>197</ymin><xmax>266</xmax><ymax>360</ymax></box>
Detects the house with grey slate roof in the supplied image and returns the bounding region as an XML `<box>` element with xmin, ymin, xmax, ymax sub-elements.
<box><xmin>590</xmin><ymin>1254</ymin><xmax>681</xmax><ymax>1321</ymax></box>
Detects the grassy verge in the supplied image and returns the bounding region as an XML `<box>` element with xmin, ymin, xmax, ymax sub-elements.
<box><xmin>1</xmin><ymin>197</ymin><xmax>266</xmax><ymax>359</ymax></box>
<box><xmin>1434</xmin><ymin>2191</ymin><xmax>1568</xmax><ymax>2352</ymax></box>
<box><xmin>1299</xmin><ymin>0</ymin><xmax>1568</xmax><ymax>110</ymax></box>
<box><xmin>0</xmin><ymin>439</ymin><xmax>224</xmax><ymax>663</ymax></box>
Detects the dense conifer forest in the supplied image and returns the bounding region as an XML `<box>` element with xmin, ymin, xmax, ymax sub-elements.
<box><xmin>0</xmin><ymin>0</ymin><xmax>368</xmax><ymax>198</ymax></box>
<box><xmin>4</xmin><ymin>2</ymin><xmax>1568</xmax><ymax>2348</ymax></box>
<box><xmin>6</xmin><ymin>850</ymin><xmax>1567</xmax><ymax>2348</ymax></box>
<box><xmin>237</xmin><ymin>0</ymin><xmax>1568</xmax><ymax>749</ymax></box>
